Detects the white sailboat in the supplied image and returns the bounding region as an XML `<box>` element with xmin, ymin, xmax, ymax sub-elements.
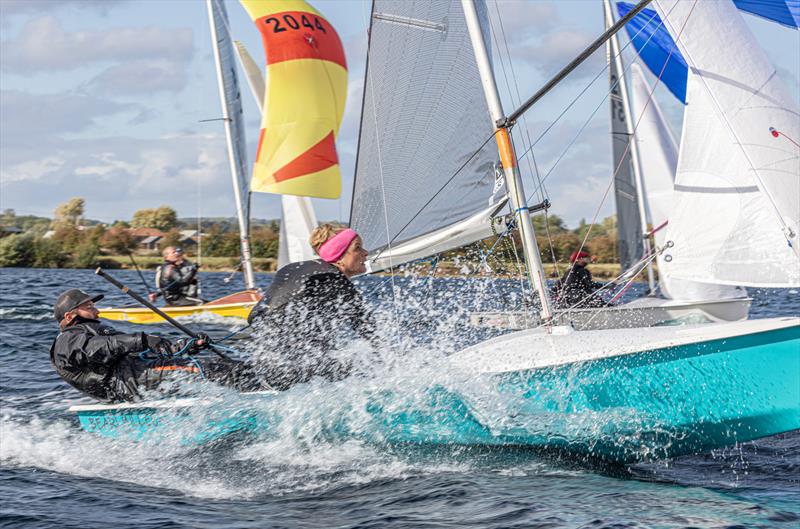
<box><xmin>357</xmin><ymin>0</ymin><xmax>799</xmax><ymax>461</ymax></box>
<box><xmin>71</xmin><ymin>0</ymin><xmax>799</xmax><ymax>463</ymax></box>
<box><xmin>98</xmin><ymin>0</ymin><xmax>262</xmax><ymax>324</ymax></box>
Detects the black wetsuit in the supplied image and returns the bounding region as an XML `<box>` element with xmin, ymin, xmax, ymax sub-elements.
<box><xmin>49</xmin><ymin>318</ymin><xmax>265</xmax><ymax>403</ymax></box>
<box><xmin>248</xmin><ymin>259</ymin><xmax>376</xmax><ymax>390</ymax></box>
<box><xmin>155</xmin><ymin>260</ymin><xmax>202</xmax><ymax>306</ymax></box>
<box><xmin>554</xmin><ymin>263</ymin><xmax>606</xmax><ymax>308</ymax></box>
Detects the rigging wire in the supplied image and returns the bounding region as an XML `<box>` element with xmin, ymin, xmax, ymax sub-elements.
<box><xmin>361</xmin><ymin>0</ymin><xmax>400</xmax><ymax>321</ymax></box>
<box><xmin>551</xmin><ymin>0</ymin><xmax>693</xmax><ymax>307</ymax></box>
<box><xmin>490</xmin><ymin>0</ymin><xmax>561</xmax><ymax>288</ymax></box>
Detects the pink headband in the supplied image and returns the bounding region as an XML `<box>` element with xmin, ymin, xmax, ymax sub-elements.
<box><xmin>318</xmin><ymin>229</ymin><xmax>358</xmax><ymax>263</ymax></box>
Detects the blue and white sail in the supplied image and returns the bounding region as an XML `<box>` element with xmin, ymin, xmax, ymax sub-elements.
<box><xmin>654</xmin><ymin>0</ymin><xmax>800</xmax><ymax>287</ymax></box>
<box><xmin>618</xmin><ymin>0</ymin><xmax>798</xmax><ymax>104</ymax></box>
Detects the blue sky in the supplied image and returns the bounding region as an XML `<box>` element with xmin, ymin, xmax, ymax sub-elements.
<box><xmin>1</xmin><ymin>0</ymin><xmax>798</xmax><ymax>227</ymax></box>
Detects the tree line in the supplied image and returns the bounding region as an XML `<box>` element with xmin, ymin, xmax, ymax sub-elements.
<box><xmin>0</xmin><ymin>199</ymin><xmax>281</xmax><ymax>268</ymax></box>
<box><xmin>0</xmin><ymin>198</ymin><xmax>624</xmax><ymax>269</ymax></box>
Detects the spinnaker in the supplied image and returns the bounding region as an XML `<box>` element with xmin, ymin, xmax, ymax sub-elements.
<box><xmin>240</xmin><ymin>0</ymin><xmax>348</xmax><ymax>199</ymax></box>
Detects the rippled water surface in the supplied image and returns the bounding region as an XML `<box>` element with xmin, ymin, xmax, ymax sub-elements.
<box><xmin>1</xmin><ymin>268</ymin><xmax>798</xmax><ymax>528</ymax></box>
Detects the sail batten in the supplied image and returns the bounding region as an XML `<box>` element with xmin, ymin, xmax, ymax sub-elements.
<box><xmin>350</xmin><ymin>0</ymin><xmax>502</xmax><ymax>257</ymax></box>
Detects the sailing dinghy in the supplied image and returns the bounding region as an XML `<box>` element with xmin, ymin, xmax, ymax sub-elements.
<box><xmin>72</xmin><ymin>0</ymin><xmax>799</xmax><ymax>463</ymax></box>
<box><xmin>98</xmin><ymin>0</ymin><xmax>262</xmax><ymax>324</ymax></box>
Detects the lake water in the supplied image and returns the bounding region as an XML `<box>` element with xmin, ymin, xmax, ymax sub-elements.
<box><xmin>1</xmin><ymin>267</ymin><xmax>798</xmax><ymax>528</ymax></box>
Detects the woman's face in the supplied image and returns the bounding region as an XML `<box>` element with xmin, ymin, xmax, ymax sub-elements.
<box><xmin>336</xmin><ymin>236</ymin><xmax>368</xmax><ymax>277</ymax></box>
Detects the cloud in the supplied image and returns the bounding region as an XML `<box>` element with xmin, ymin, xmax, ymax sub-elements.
<box><xmin>0</xmin><ymin>132</ymin><xmax>263</xmax><ymax>222</ymax></box>
<box><xmin>0</xmin><ymin>89</ymin><xmax>133</xmax><ymax>140</ymax></box>
<box><xmin>87</xmin><ymin>59</ymin><xmax>190</xmax><ymax>95</ymax></box>
<box><xmin>1</xmin><ymin>15</ymin><xmax>193</xmax><ymax>74</ymax></box>
<box><xmin>489</xmin><ymin>1</ymin><xmax>561</xmax><ymax>44</ymax></box>
<box><xmin>0</xmin><ymin>0</ymin><xmax>126</xmax><ymax>18</ymax></box>
<box><xmin>513</xmin><ymin>29</ymin><xmax>600</xmax><ymax>76</ymax></box>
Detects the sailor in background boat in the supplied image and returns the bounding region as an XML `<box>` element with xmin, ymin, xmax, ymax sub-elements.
<box><xmin>49</xmin><ymin>289</ymin><xmax>267</xmax><ymax>403</ymax></box>
<box><xmin>553</xmin><ymin>251</ymin><xmax>607</xmax><ymax>309</ymax></box>
<box><xmin>248</xmin><ymin>224</ymin><xmax>377</xmax><ymax>390</ymax></box>
<box><xmin>148</xmin><ymin>246</ymin><xmax>204</xmax><ymax>306</ymax></box>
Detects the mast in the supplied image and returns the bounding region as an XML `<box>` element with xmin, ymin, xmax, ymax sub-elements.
<box><xmin>206</xmin><ymin>0</ymin><xmax>256</xmax><ymax>290</ymax></box>
<box><xmin>461</xmin><ymin>0</ymin><xmax>554</xmax><ymax>323</ymax></box>
<box><xmin>603</xmin><ymin>0</ymin><xmax>656</xmax><ymax>292</ymax></box>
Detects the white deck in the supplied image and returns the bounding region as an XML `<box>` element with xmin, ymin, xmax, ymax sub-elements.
<box><xmin>450</xmin><ymin>317</ymin><xmax>799</xmax><ymax>374</ymax></box>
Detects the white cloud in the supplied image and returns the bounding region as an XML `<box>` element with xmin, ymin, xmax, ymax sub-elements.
<box><xmin>0</xmin><ymin>132</ymin><xmax>260</xmax><ymax>222</ymax></box>
<box><xmin>1</xmin><ymin>15</ymin><xmax>193</xmax><ymax>74</ymax></box>
<box><xmin>0</xmin><ymin>156</ymin><xmax>66</xmax><ymax>183</ymax></box>
<box><xmin>0</xmin><ymin>89</ymin><xmax>133</xmax><ymax>140</ymax></box>
<box><xmin>87</xmin><ymin>59</ymin><xmax>190</xmax><ymax>95</ymax></box>
<box><xmin>514</xmin><ymin>29</ymin><xmax>599</xmax><ymax>75</ymax></box>
<box><xmin>0</xmin><ymin>0</ymin><xmax>126</xmax><ymax>18</ymax></box>
<box><xmin>490</xmin><ymin>1</ymin><xmax>560</xmax><ymax>44</ymax></box>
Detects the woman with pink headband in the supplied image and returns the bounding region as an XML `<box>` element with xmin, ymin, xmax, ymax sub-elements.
<box><xmin>247</xmin><ymin>224</ymin><xmax>375</xmax><ymax>390</ymax></box>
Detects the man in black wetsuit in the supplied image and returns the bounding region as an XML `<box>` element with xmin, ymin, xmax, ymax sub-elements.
<box><xmin>554</xmin><ymin>251</ymin><xmax>606</xmax><ymax>308</ymax></box>
<box><xmin>50</xmin><ymin>289</ymin><xmax>267</xmax><ymax>403</ymax></box>
<box><xmin>148</xmin><ymin>246</ymin><xmax>203</xmax><ymax>306</ymax></box>
<box><xmin>247</xmin><ymin>226</ymin><xmax>376</xmax><ymax>390</ymax></box>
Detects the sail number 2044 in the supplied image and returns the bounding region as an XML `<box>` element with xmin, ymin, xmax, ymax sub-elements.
<box><xmin>264</xmin><ymin>13</ymin><xmax>327</xmax><ymax>34</ymax></box>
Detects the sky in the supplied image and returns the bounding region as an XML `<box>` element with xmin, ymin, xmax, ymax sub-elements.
<box><xmin>1</xmin><ymin>0</ymin><xmax>798</xmax><ymax>228</ymax></box>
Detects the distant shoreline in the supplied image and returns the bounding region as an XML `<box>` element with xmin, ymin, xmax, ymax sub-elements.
<box><xmin>2</xmin><ymin>257</ymin><xmax>634</xmax><ymax>281</ymax></box>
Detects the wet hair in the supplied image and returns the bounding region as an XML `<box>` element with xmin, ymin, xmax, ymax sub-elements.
<box><xmin>309</xmin><ymin>223</ymin><xmax>346</xmax><ymax>255</ymax></box>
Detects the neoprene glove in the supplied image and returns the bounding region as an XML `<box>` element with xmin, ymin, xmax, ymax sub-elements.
<box><xmin>143</xmin><ymin>334</ymin><xmax>172</xmax><ymax>355</ymax></box>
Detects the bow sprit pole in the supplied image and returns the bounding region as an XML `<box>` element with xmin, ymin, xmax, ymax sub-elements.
<box><xmin>461</xmin><ymin>0</ymin><xmax>554</xmax><ymax>325</ymax></box>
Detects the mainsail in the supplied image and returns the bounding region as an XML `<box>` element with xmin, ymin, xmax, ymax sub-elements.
<box><xmin>240</xmin><ymin>0</ymin><xmax>347</xmax><ymax>199</ymax></box>
<box><xmin>350</xmin><ymin>0</ymin><xmax>504</xmax><ymax>261</ymax></box>
<box><xmin>605</xmin><ymin>1</ymin><xmax>646</xmax><ymax>271</ymax></box>
<box><xmin>207</xmin><ymin>0</ymin><xmax>256</xmax><ymax>289</ymax></box>
<box><xmin>655</xmin><ymin>0</ymin><xmax>800</xmax><ymax>287</ymax></box>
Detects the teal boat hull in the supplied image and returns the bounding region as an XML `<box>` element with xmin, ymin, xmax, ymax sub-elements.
<box><xmin>70</xmin><ymin>320</ymin><xmax>800</xmax><ymax>463</ymax></box>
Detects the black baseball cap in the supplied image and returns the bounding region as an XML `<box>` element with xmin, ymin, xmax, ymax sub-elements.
<box><xmin>54</xmin><ymin>289</ymin><xmax>104</xmax><ymax>322</ymax></box>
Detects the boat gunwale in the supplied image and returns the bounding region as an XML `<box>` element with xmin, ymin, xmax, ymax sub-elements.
<box><xmin>452</xmin><ymin>317</ymin><xmax>800</xmax><ymax>373</ymax></box>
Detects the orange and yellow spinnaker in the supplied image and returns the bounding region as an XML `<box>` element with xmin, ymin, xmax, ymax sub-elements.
<box><xmin>240</xmin><ymin>0</ymin><xmax>347</xmax><ymax>199</ymax></box>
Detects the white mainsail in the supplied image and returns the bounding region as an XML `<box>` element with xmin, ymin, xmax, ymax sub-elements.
<box><xmin>654</xmin><ymin>0</ymin><xmax>800</xmax><ymax>287</ymax></box>
<box><xmin>207</xmin><ymin>0</ymin><xmax>256</xmax><ymax>288</ymax></box>
<box><xmin>350</xmin><ymin>0</ymin><xmax>505</xmax><ymax>266</ymax></box>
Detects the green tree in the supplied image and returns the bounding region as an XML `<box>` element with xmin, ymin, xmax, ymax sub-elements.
<box><xmin>0</xmin><ymin>234</ymin><xmax>35</xmax><ymax>267</ymax></box>
<box><xmin>54</xmin><ymin>198</ymin><xmax>85</xmax><ymax>227</ymax></box>
<box><xmin>587</xmin><ymin>234</ymin><xmax>618</xmax><ymax>263</ymax></box>
<box><xmin>1</xmin><ymin>209</ymin><xmax>15</xmax><ymax>226</ymax></box>
<box><xmin>251</xmin><ymin>226</ymin><xmax>279</xmax><ymax>258</ymax></box>
<box><xmin>101</xmin><ymin>226</ymin><xmax>137</xmax><ymax>254</ymax></box>
<box><xmin>52</xmin><ymin>223</ymin><xmax>82</xmax><ymax>250</ymax></box>
<box><xmin>131</xmin><ymin>206</ymin><xmax>177</xmax><ymax>231</ymax></box>
<box><xmin>532</xmin><ymin>213</ymin><xmax>566</xmax><ymax>234</ymax></box>
<box><xmin>33</xmin><ymin>238</ymin><xmax>68</xmax><ymax>268</ymax></box>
